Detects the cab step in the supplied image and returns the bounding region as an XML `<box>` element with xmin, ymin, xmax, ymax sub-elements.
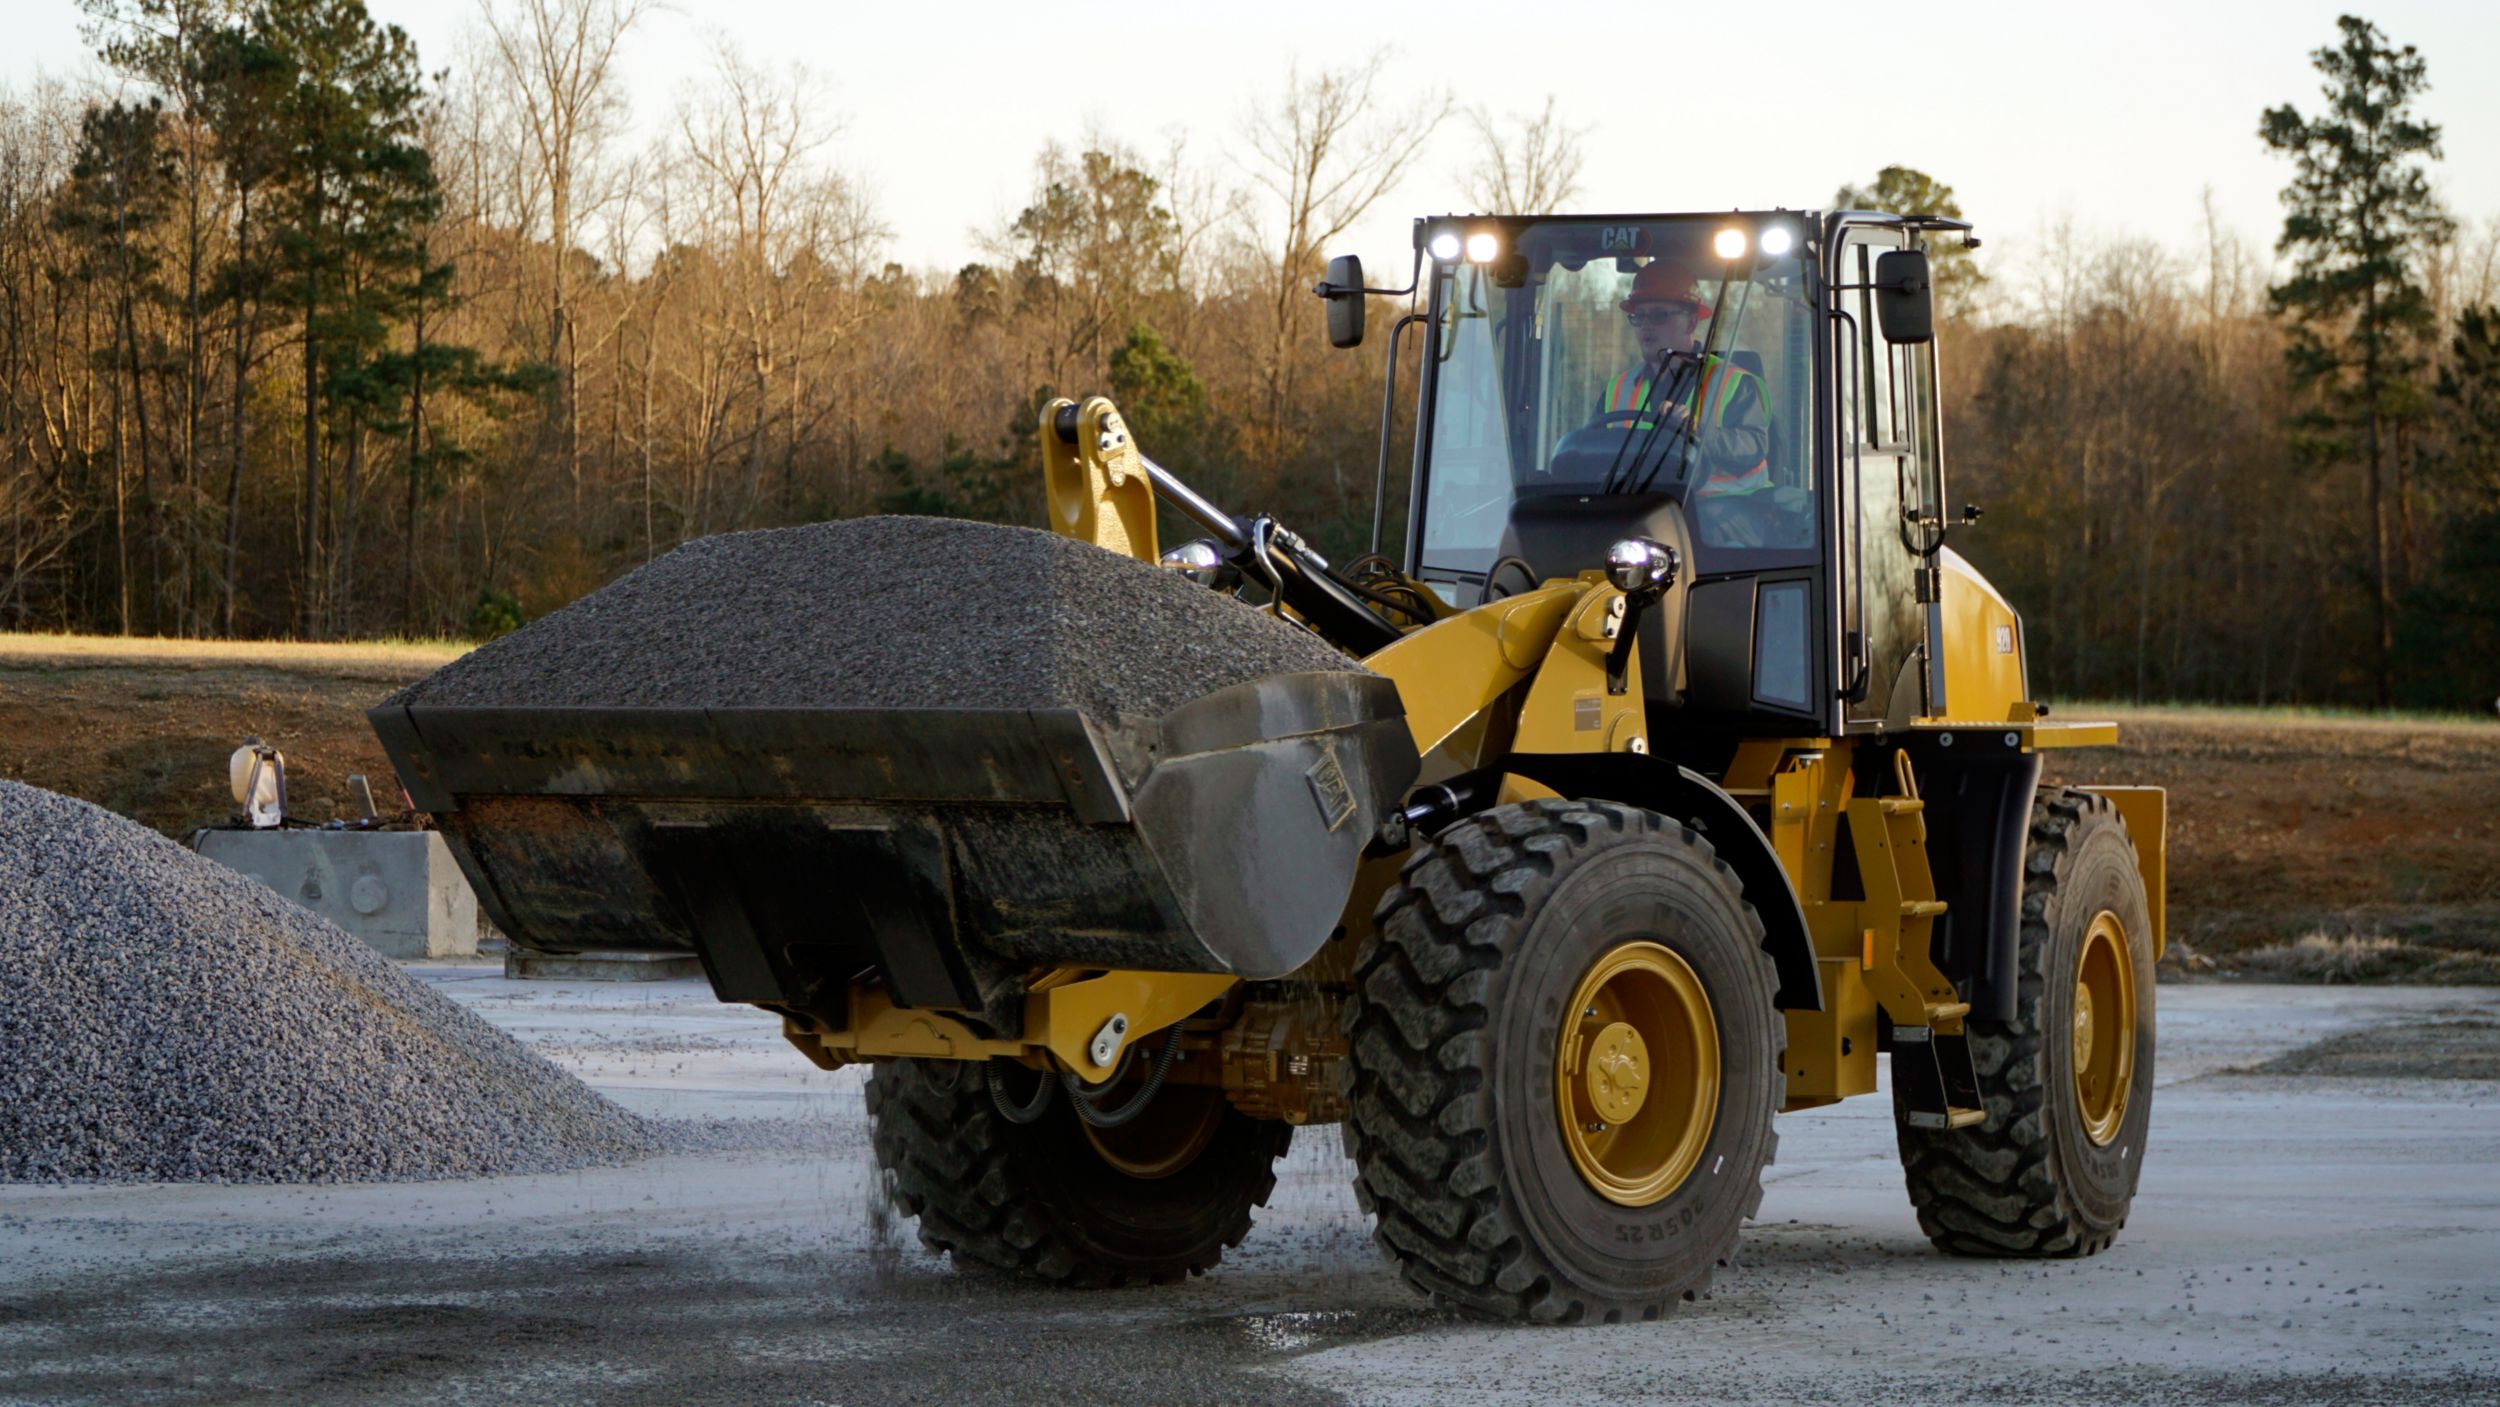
<box><xmin>1891</xmin><ymin>1022</ymin><xmax>1985</xmax><ymax>1131</ymax></box>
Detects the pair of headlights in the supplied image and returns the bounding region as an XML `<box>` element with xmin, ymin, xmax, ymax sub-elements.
<box><xmin>1427</xmin><ymin>224</ymin><xmax>1796</xmax><ymax>265</ymax></box>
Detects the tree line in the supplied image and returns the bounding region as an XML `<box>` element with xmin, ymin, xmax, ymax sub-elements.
<box><xmin>0</xmin><ymin>4</ymin><xmax>2493</xmax><ymax>711</ymax></box>
<box><xmin>1949</xmin><ymin>16</ymin><xmax>2499</xmax><ymax>711</ymax></box>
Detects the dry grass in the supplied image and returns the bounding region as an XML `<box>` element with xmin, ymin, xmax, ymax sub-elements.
<box><xmin>0</xmin><ymin>636</ymin><xmax>455</xmax><ymax>836</ymax></box>
<box><xmin>2057</xmin><ymin>697</ymin><xmax>2497</xmax><ymax>736</ymax></box>
<box><xmin>2229</xmin><ymin>932</ymin><xmax>2500</xmax><ymax>986</ymax></box>
<box><xmin>2234</xmin><ymin>933</ymin><xmax>2410</xmax><ymax>982</ymax></box>
<box><xmin>0</xmin><ymin>632</ymin><xmax>467</xmax><ymax>674</ymax></box>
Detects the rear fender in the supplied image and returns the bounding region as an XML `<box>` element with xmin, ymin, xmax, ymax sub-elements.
<box><xmin>2081</xmin><ymin>784</ymin><xmax>2167</xmax><ymax>959</ymax></box>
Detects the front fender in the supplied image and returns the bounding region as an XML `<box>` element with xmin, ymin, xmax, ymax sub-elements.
<box><xmin>1360</xmin><ymin>582</ymin><xmax>1586</xmax><ymax>759</ymax></box>
<box><xmin>1505</xmin><ymin>752</ymin><xmax>1823</xmax><ymax>1013</ymax></box>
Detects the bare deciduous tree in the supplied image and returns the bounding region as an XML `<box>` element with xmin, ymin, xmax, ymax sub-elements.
<box><xmin>1460</xmin><ymin>95</ymin><xmax>1585</xmax><ymax>214</ymax></box>
<box><xmin>1240</xmin><ymin>51</ymin><xmax>1447</xmax><ymax>472</ymax></box>
<box><xmin>672</xmin><ymin>41</ymin><xmax>879</xmax><ymax>521</ymax></box>
<box><xmin>0</xmin><ymin>86</ymin><xmax>85</xmax><ymax>620</ymax></box>
<box><xmin>480</xmin><ymin>0</ymin><xmax>647</xmax><ymax>507</ymax></box>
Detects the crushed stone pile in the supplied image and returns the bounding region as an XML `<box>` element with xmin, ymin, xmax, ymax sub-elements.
<box><xmin>0</xmin><ymin>781</ymin><xmax>667</xmax><ymax>1184</ymax></box>
<box><xmin>389</xmin><ymin>516</ymin><xmax>1364</xmax><ymax>720</ymax></box>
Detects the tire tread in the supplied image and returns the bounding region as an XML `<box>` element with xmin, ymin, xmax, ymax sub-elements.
<box><xmin>1342</xmin><ymin>798</ymin><xmax>1785</xmax><ymax>1324</ymax></box>
<box><xmin>867</xmin><ymin>1060</ymin><xmax>1283</xmax><ymax>1287</ymax></box>
<box><xmin>1894</xmin><ymin>787</ymin><xmax>2143</xmax><ymax>1257</ymax></box>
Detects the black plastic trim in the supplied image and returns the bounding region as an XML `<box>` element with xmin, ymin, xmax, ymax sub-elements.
<box><xmin>1895</xmin><ymin>730</ymin><xmax>2043</xmax><ymax>1023</ymax></box>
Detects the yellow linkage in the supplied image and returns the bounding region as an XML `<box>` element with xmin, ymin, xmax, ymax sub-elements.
<box><xmin>1742</xmin><ymin>741</ymin><xmax>1967</xmax><ymax>1109</ymax></box>
<box><xmin>1041</xmin><ymin>396</ymin><xmax>1158</xmax><ymax>564</ymax></box>
<box><xmin>784</xmin><ymin>969</ymin><xmax>1237</xmax><ymax>1079</ymax></box>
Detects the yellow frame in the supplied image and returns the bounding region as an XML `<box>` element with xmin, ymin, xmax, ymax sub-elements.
<box><xmin>823</xmin><ymin>401</ymin><xmax>2174</xmax><ymax>1117</ymax></box>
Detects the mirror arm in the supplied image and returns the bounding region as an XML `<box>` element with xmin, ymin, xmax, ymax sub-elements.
<box><xmin>1312</xmin><ymin>276</ymin><xmax>1420</xmax><ymax>300</ymax></box>
<box><xmin>1368</xmin><ymin>310</ymin><xmax>1428</xmax><ymax>557</ymax></box>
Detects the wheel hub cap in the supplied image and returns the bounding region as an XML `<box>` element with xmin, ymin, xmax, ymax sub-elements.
<box><xmin>1585</xmin><ymin>1022</ymin><xmax>1651</xmax><ymax>1124</ymax></box>
<box><xmin>1557</xmin><ymin>941</ymin><xmax>1719</xmax><ymax>1207</ymax></box>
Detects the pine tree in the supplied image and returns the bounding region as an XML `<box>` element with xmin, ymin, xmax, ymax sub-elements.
<box><xmin>2400</xmin><ymin>307</ymin><xmax>2500</xmax><ymax>710</ymax></box>
<box><xmin>195</xmin><ymin>17</ymin><xmax>289</xmax><ymax>634</ymax></box>
<box><xmin>51</xmin><ymin>99</ymin><xmax>176</xmax><ymax>634</ymax></box>
<box><xmin>2260</xmin><ymin>13</ymin><xmax>2452</xmax><ymax>707</ymax></box>
<box><xmin>1832</xmin><ymin>165</ymin><xmax>1985</xmax><ymax>317</ymax></box>
<box><xmin>249</xmin><ymin>0</ymin><xmax>430</xmax><ymax>635</ymax></box>
<box><xmin>82</xmin><ymin>0</ymin><xmax>235</xmax><ymax>635</ymax></box>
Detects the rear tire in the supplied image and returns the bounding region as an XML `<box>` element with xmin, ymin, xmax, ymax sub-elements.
<box><xmin>1342</xmin><ymin>799</ymin><xmax>1784</xmax><ymax>1323</ymax></box>
<box><xmin>866</xmin><ymin>1058</ymin><xmax>1289</xmax><ymax>1286</ymax></box>
<box><xmin>1894</xmin><ymin>787</ymin><xmax>2156</xmax><ymax>1256</ymax></box>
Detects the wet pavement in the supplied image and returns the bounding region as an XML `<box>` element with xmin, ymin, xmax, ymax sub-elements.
<box><xmin>5</xmin><ymin>971</ymin><xmax>2496</xmax><ymax>1406</ymax></box>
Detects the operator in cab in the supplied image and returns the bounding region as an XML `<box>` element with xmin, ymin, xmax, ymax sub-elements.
<box><xmin>1601</xmin><ymin>259</ymin><xmax>1791</xmax><ymax>547</ymax></box>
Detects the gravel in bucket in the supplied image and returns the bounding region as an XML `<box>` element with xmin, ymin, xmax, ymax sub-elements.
<box><xmin>388</xmin><ymin>516</ymin><xmax>1364</xmax><ymax>721</ymax></box>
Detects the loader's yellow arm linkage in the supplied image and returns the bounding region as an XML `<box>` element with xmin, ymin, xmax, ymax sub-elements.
<box><xmin>1041</xmin><ymin>397</ymin><xmax>1158</xmax><ymax>564</ymax></box>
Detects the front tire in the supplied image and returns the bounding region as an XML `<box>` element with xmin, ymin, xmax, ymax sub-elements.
<box><xmin>1895</xmin><ymin>787</ymin><xmax>2157</xmax><ymax>1255</ymax></box>
<box><xmin>1342</xmin><ymin>799</ymin><xmax>1784</xmax><ymax>1323</ymax></box>
<box><xmin>867</xmin><ymin>1058</ymin><xmax>1290</xmax><ymax>1286</ymax></box>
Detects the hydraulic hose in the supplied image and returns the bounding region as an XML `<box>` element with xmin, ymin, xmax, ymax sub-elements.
<box><xmin>984</xmin><ymin>1059</ymin><xmax>1057</xmax><ymax>1125</ymax></box>
<box><xmin>1047</xmin><ymin>402</ymin><xmax>1403</xmax><ymax>656</ymax></box>
<box><xmin>1060</xmin><ymin>1030</ymin><xmax>1186</xmax><ymax>1130</ymax></box>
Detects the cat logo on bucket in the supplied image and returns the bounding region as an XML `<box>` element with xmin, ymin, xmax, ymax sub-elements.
<box><xmin>1305</xmin><ymin>751</ymin><xmax>1356</xmax><ymax>832</ymax></box>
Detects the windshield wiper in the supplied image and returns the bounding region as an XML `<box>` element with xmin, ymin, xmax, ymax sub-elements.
<box><xmin>1628</xmin><ymin>275</ymin><xmax>1742</xmax><ymax>496</ymax></box>
<box><xmin>1598</xmin><ymin>351</ymin><xmax>1702</xmax><ymax>495</ymax></box>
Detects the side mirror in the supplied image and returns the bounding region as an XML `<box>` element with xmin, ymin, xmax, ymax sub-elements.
<box><xmin>1874</xmin><ymin>249</ymin><xmax>1935</xmax><ymax>345</ymax></box>
<box><xmin>1318</xmin><ymin>253</ymin><xmax>1366</xmax><ymax>348</ymax></box>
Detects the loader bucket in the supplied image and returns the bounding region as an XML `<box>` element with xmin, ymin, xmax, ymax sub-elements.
<box><xmin>368</xmin><ymin>669</ymin><xmax>1417</xmax><ymax>1026</ymax></box>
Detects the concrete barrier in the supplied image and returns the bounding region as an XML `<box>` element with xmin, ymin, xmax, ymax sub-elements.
<box><xmin>192</xmin><ymin>828</ymin><xmax>479</xmax><ymax>960</ymax></box>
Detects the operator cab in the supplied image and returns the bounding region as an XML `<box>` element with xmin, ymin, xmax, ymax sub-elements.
<box><xmin>1380</xmin><ymin>211</ymin><xmax>1955</xmax><ymax>742</ymax></box>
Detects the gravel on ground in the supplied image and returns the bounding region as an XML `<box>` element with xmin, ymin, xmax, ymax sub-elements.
<box><xmin>0</xmin><ymin>781</ymin><xmax>675</xmax><ymax>1184</ymax></box>
<box><xmin>2243</xmin><ymin>1012</ymin><xmax>2500</xmax><ymax>1079</ymax></box>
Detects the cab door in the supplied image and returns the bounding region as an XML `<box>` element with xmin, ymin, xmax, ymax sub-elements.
<box><xmin>1831</xmin><ymin>224</ymin><xmax>1932</xmax><ymax>725</ymax></box>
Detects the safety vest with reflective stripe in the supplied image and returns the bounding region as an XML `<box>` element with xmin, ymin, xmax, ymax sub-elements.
<box><xmin>1601</xmin><ymin>355</ymin><xmax>1772</xmax><ymax>498</ymax></box>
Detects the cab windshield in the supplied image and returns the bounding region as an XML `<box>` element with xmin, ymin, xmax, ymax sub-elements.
<box><xmin>1414</xmin><ymin>217</ymin><xmax>1817</xmax><ymax>595</ymax></box>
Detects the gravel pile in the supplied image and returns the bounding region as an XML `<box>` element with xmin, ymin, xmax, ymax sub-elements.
<box><xmin>389</xmin><ymin>516</ymin><xmax>1363</xmax><ymax>720</ymax></box>
<box><xmin>0</xmin><ymin>781</ymin><xmax>666</xmax><ymax>1184</ymax></box>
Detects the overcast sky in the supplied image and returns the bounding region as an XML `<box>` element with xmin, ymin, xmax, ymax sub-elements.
<box><xmin>10</xmin><ymin>0</ymin><xmax>2497</xmax><ymax>296</ymax></box>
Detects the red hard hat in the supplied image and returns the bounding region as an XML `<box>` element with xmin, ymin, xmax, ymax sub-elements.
<box><xmin>1621</xmin><ymin>260</ymin><xmax>1712</xmax><ymax>318</ymax></box>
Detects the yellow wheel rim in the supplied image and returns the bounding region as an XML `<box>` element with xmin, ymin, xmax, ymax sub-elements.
<box><xmin>1557</xmin><ymin>941</ymin><xmax>1719</xmax><ymax>1207</ymax></box>
<box><xmin>1080</xmin><ymin>1077</ymin><xmax>1226</xmax><ymax>1180</ymax></box>
<box><xmin>2072</xmin><ymin>911</ymin><xmax>2137</xmax><ymax>1147</ymax></box>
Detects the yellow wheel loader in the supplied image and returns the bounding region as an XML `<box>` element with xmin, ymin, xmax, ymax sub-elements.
<box><xmin>370</xmin><ymin>209</ymin><xmax>2166</xmax><ymax>1323</ymax></box>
